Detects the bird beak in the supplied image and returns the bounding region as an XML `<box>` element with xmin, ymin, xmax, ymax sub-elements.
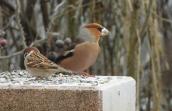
<box><xmin>101</xmin><ymin>27</ymin><xmax>109</xmax><ymax>36</ymax></box>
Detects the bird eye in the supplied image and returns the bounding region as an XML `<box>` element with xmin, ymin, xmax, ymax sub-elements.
<box><xmin>97</xmin><ymin>27</ymin><xmax>103</xmax><ymax>32</ymax></box>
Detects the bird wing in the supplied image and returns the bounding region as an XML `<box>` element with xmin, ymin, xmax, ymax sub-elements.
<box><xmin>48</xmin><ymin>37</ymin><xmax>85</xmax><ymax>63</ymax></box>
<box><xmin>54</xmin><ymin>49</ymin><xmax>75</xmax><ymax>63</ymax></box>
<box><xmin>27</xmin><ymin>51</ymin><xmax>59</xmax><ymax>69</ymax></box>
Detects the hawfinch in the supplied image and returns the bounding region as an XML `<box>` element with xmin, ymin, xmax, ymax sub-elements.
<box><xmin>53</xmin><ymin>23</ymin><xmax>109</xmax><ymax>73</ymax></box>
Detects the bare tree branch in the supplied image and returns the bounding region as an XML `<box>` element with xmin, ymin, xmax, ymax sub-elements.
<box><xmin>0</xmin><ymin>0</ymin><xmax>15</xmax><ymax>14</ymax></box>
<box><xmin>28</xmin><ymin>1</ymin><xmax>67</xmax><ymax>48</ymax></box>
<box><xmin>47</xmin><ymin>0</ymin><xmax>67</xmax><ymax>33</ymax></box>
<box><xmin>0</xmin><ymin>50</ymin><xmax>23</xmax><ymax>60</ymax></box>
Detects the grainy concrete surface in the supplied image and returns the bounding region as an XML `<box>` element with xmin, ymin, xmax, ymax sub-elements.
<box><xmin>0</xmin><ymin>70</ymin><xmax>135</xmax><ymax>111</ymax></box>
<box><xmin>0</xmin><ymin>89</ymin><xmax>102</xmax><ymax>111</ymax></box>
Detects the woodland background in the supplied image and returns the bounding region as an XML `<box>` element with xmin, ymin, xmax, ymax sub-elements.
<box><xmin>0</xmin><ymin>0</ymin><xmax>172</xmax><ymax>111</ymax></box>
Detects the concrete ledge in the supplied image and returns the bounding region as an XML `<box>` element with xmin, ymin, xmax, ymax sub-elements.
<box><xmin>0</xmin><ymin>70</ymin><xmax>135</xmax><ymax>111</ymax></box>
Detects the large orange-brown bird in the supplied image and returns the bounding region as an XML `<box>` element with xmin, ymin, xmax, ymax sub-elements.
<box><xmin>50</xmin><ymin>23</ymin><xmax>109</xmax><ymax>74</ymax></box>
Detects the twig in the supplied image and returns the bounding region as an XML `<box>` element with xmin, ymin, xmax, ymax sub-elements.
<box><xmin>47</xmin><ymin>0</ymin><xmax>67</xmax><ymax>33</ymax></box>
<box><xmin>30</xmin><ymin>32</ymin><xmax>61</xmax><ymax>47</ymax></box>
<box><xmin>3</xmin><ymin>15</ymin><xmax>15</xmax><ymax>30</ymax></box>
<box><xmin>27</xmin><ymin>0</ymin><xmax>67</xmax><ymax>48</ymax></box>
<box><xmin>30</xmin><ymin>38</ymin><xmax>47</xmax><ymax>47</ymax></box>
<box><xmin>0</xmin><ymin>50</ymin><xmax>23</xmax><ymax>60</ymax></box>
<box><xmin>0</xmin><ymin>0</ymin><xmax>27</xmax><ymax>60</ymax></box>
<box><xmin>0</xmin><ymin>0</ymin><xmax>15</xmax><ymax>13</ymax></box>
<box><xmin>31</xmin><ymin>0</ymin><xmax>103</xmax><ymax>47</ymax></box>
<box><xmin>151</xmin><ymin>10</ymin><xmax>172</xmax><ymax>24</ymax></box>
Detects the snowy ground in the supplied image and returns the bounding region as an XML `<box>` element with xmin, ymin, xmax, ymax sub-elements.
<box><xmin>0</xmin><ymin>70</ymin><xmax>112</xmax><ymax>87</ymax></box>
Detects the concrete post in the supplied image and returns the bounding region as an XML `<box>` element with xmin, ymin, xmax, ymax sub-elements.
<box><xmin>0</xmin><ymin>70</ymin><xmax>135</xmax><ymax>111</ymax></box>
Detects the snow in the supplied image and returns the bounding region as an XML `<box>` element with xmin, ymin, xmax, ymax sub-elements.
<box><xmin>0</xmin><ymin>70</ymin><xmax>112</xmax><ymax>88</ymax></box>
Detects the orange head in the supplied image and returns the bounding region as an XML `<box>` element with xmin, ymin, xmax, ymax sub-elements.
<box><xmin>24</xmin><ymin>47</ymin><xmax>40</xmax><ymax>58</ymax></box>
<box><xmin>81</xmin><ymin>23</ymin><xmax>109</xmax><ymax>42</ymax></box>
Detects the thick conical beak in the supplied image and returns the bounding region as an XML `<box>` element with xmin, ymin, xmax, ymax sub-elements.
<box><xmin>101</xmin><ymin>27</ymin><xmax>109</xmax><ymax>36</ymax></box>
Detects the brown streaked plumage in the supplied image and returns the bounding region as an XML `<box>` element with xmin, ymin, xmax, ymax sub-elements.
<box><xmin>57</xmin><ymin>23</ymin><xmax>109</xmax><ymax>73</ymax></box>
<box><xmin>24</xmin><ymin>47</ymin><xmax>70</xmax><ymax>78</ymax></box>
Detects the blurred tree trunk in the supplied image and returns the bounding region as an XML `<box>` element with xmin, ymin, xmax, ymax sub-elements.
<box><xmin>0</xmin><ymin>6</ymin><xmax>2</xmax><ymax>69</ymax></box>
<box><xmin>158</xmin><ymin>0</ymin><xmax>172</xmax><ymax>110</ymax></box>
<box><xmin>125</xmin><ymin>1</ymin><xmax>142</xmax><ymax>111</ymax></box>
<box><xmin>126</xmin><ymin>0</ymin><xmax>141</xmax><ymax>79</ymax></box>
<box><xmin>40</xmin><ymin>0</ymin><xmax>49</xmax><ymax>31</ymax></box>
<box><xmin>0</xmin><ymin>4</ymin><xmax>9</xmax><ymax>71</ymax></box>
<box><xmin>66</xmin><ymin>0</ymin><xmax>77</xmax><ymax>39</ymax></box>
<box><xmin>0</xmin><ymin>6</ymin><xmax>2</xmax><ymax>32</ymax></box>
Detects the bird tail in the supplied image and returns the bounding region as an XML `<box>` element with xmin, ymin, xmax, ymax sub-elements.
<box><xmin>56</xmin><ymin>66</ymin><xmax>73</xmax><ymax>75</ymax></box>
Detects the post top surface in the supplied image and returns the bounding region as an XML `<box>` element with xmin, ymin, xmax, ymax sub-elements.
<box><xmin>0</xmin><ymin>70</ymin><xmax>135</xmax><ymax>90</ymax></box>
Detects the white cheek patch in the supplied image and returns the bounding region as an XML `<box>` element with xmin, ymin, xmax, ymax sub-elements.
<box><xmin>101</xmin><ymin>28</ymin><xmax>109</xmax><ymax>36</ymax></box>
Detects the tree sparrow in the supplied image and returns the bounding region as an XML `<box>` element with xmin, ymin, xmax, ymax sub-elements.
<box><xmin>24</xmin><ymin>47</ymin><xmax>71</xmax><ymax>78</ymax></box>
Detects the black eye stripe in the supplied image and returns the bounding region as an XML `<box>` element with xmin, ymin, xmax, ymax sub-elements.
<box><xmin>97</xmin><ymin>27</ymin><xmax>102</xmax><ymax>32</ymax></box>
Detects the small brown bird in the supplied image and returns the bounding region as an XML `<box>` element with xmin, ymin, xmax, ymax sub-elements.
<box><xmin>24</xmin><ymin>47</ymin><xmax>71</xmax><ymax>78</ymax></box>
<box><xmin>55</xmin><ymin>23</ymin><xmax>109</xmax><ymax>73</ymax></box>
